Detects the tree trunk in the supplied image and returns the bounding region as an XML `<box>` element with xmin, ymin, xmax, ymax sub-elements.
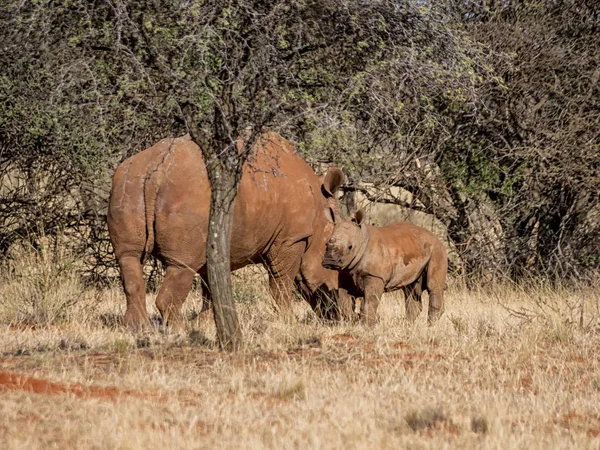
<box><xmin>182</xmin><ymin>104</ymin><xmax>242</xmax><ymax>351</ymax></box>
<box><xmin>206</xmin><ymin>169</ymin><xmax>242</xmax><ymax>351</ymax></box>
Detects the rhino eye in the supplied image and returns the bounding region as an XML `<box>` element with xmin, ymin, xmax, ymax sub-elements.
<box><xmin>348</xmin><ymin>244</ymin><xmax>353</xmax><ymax>250</ymax></box>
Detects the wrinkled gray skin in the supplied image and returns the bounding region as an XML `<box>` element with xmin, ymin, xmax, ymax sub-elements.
<box><xmin>322</xmin><ymin>209</ymin><xmax>448</xmax><ymax>326</ymax></box>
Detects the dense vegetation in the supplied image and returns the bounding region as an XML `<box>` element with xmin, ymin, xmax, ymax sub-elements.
<box><xmin>1</xmin><ymin>0</ymin><xmax>599</xmax><ymax>283</ymax></box>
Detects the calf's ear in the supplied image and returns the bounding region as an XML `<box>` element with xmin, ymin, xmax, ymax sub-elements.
<box><xmin>353</xmin><ymin>209</ymin><xmax>366</xmax><ymax>225</ymax></box>
<box><xmin>322</xmin><ymin>167</ymin><xmax>345</xmax><ymax>198</ymax></box>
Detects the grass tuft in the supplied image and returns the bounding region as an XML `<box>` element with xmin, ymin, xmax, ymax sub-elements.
<box><xmin>471</xmin><ymin>415</ymin><xmax>489</xmax><ymax>434</ymax></box>
<box><xmin>113</xmin><ymin>338</ymin><xmax>132</xmax><ymax>355</ymax></box>
<box><xmin>277</xmin><ymin>376</ymin><xmax>307</xmax><ymax>401</ymax></box>
<box><xmin>405</xmin><ymin>407</ymin><xmax>451</xmax><ymax>432</ymax></box>
<box><xmin>450</xmin><ymin>315</ymin><xmax>468</xmax><ymax>336</ymax></box>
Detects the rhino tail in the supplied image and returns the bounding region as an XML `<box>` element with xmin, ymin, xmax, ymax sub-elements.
<box><xmin>142</xmin><ymin>173</ymin><xmax>160</xmax><ymax>262</ymax></box>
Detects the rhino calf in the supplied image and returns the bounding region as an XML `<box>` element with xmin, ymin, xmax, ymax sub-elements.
<box><xmin>322</xmin><ymin>209</ymin><xmax>448</xmax><ymax>326</ymax></box>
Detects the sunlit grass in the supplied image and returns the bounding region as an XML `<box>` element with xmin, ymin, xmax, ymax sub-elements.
<box><xmin>1</xmin><ymin>261</ymin><xmax>599</xmax><ymax>449</ymax></box>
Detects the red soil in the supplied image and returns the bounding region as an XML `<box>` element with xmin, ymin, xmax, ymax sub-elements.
<box><xmin>329</xmin><ymin>334</ymin><xmax>359</xmax><ymax>344</ymax></box>
<box><xmin>553</xmin><ymin>410</ymin><xmax>600</xmax><ymax>437</ymax></box>
<box><xmin>0</xmin><ymin>371</ymin><xmax>156</xmax><ymax>401</ymax></box>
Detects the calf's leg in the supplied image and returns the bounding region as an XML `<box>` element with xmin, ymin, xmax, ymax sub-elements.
<box><xmin>336</xmin><ymin>288</ymin><xmax>357</xmax><ymax>322</ymax></box>
<box><xmin>360</xmin><ymin>277</ymin><xmax>385</xmax><ymax>326</ymax></box>
<box><xmin>403</xmin><ymin>276</ymin><xmax>424</xmax><ymax>323</ymax></box>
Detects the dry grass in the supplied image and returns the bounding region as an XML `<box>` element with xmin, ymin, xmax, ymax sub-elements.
<box><xmin>1</xmin><ymin>260</ymin><xmax>600</xmax><ymax>449</ymax></box>
<box><xmin>0</xmin><ymin>239</ymin><xmax>85</xmax><ymax>326</ymax></box>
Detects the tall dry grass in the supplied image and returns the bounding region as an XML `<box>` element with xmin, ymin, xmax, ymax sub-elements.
<box><xmin>1</xmin><ymin>245</ymin><xmax>600</xmax><ymax>449</ymax></box>
<box><xmin>0</xmin><ymin>238</ymin><xmax>88</xmax><ymax>326</ymax></box>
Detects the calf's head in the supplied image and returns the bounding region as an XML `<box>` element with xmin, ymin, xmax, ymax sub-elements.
<box><xmin>322</xmin><ymin>209</ymin><xmax>367</xmax><ymax>270</ymax></box>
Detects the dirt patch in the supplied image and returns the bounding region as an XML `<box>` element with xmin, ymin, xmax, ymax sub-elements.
<box><xmin>329</xmin><ymin>334</ymin><xmax>359</xmax><ymax>345</ymax></box>
<box><xmin>0</xmin><ymin>371</ymin><xmax>159</xmax><ymax>401</ymax></box>
<box><xmin>519</xmin><ymin>375</ymin><xmax>537</xmax><ymax>393</ymax></box>
<box><xmin>392</xmin><ymin>343</ymin><xmax>412</xmax><ymax>350</ymax></box>
<box><xmin>553</xmin><ymin>410</ymin><xmax>600</xmax><ymax>437</ymax></box>
<box><xmin>249</xmin><ymin>392</ymin><xmax>291</xmax><ymax>407</ymax></box>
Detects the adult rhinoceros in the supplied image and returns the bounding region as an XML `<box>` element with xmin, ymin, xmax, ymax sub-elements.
<box><xmin>107</xmin><ymin>132</ymin><xmax>344</xmax><ymax>328</ymax></box>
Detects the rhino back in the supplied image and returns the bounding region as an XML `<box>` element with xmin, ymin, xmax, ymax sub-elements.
<box><xmin>148</xmin><ymin>133</ymin><xmax>320</xmax><ymax>268</ymax></box>
<box><xmin>108</xmin><ymin>136</ymin><xmax>190</xmax><ymax>259</ymax></box>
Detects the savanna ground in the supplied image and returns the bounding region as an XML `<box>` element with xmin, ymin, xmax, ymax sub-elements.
<box><xmin>1</xmin><ymin>244</ymin><xmax>600</xmax><ymax>449</ymax></box>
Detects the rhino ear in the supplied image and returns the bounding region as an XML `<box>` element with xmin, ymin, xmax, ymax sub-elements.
<box><xmin>353</xmin><ymin>209</ymin><xmax>366</xmax><ymax>225</ymax></box>
<box><xmin>324</xmin><ymin>206</ymin><xmax>337</xmax><ymax>224</ymax></box>
<box><xmin>322</xmin><ymin>167</ymin><xmax>345</xmax><ymax>198</ymax></box>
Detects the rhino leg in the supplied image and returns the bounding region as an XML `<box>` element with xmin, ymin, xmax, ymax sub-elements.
<box><xmin>334</xmin><ymin>271</ymin><xmax>358</xmax><ymax>322</ymax></box>
<box><xmin>426</xmin><ymin>249</ymin><xmax>448</xmax><ymax>324</ymax></box>
<box><xmin>336</xmin><ymin>288</ymin><xmax>357</xmax><ymax>322</ymax></box>
<box><xmin>265</xmin><ymin>240</ymin><xmax>306</xmax><ymax>320</ymax></box>
<box><xmin>197</xmin><ymin>272</ymin><xmax>211</xmax><ymax>304</ymax></box>
<box><xmin>155</xmin><ymin>265</ymin><xmax>197</xmax><ymax>327</ymax></box>
<box><xmin>196</xmin><ymin>273</ymin><xmax>214</xmax><ymax>321</ymax></box>
<box><xmin>297</xmin><ymin>269</ymin><xmax>344</xmax><ymax>322</ymax></box>
<box><xmin>305</xmin><ymin>287</ymin><xmax>344</xmax><ymax>322</ymax></box>
<box><xmin>119</xmin><ymin>255</ymin><xmax>148</xmax><ymax>329</ymax></box>
<box><xmin>360</xmin><ymin>276</ymin><xmax>384</xmax><ymax>326</ymax></box>
<box><xmin>403</xmin><ymin>279</ymin><xmax>424</xmax><ymax>323</ymax></box>
<box><xmin>427</xmin><ymin>290</ymin><xmax>444</xmax><ymax>324</ymax></box>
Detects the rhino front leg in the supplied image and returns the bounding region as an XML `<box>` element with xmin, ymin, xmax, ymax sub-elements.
<box><xmin>310</xmin><ymin>287</ymin><xmax>355</xmax><ymax>322</ymax></box>
<box><xmin>265</xmin><ymin>240</ymin><xmax>306</xmax><ymax>321</ymax></box>
<box><xmin>155</xmin><ymin>265</ymin><xmax>197</xmax><ymax>327</ymax></box>
<box><xmin>305</xmin><ymin>288</ymin><xmax>339</xmax><ymax>321</ymax></box>
<box><xmin>360</xmin><ymin>276</ymin><xmax>385</xmax><ymax>326</ymax></box>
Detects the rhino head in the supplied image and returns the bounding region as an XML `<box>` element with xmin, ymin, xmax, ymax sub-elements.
<box><xmin>297</xmin><ymin>166</ymin><xmax>345</xmax><ymax>295</ymax></box>
<box><xmin>322</xmin><ymin>209</ymin><xmax>368</xmax><ymax>270</ymax></box>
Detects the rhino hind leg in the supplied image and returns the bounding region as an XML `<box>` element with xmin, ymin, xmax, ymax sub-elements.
<box><xmin>200</xmin><ymin>272</ymin><xmax>213</xmax><ymax>310</ymax></box>
<box><xmin>119</xmin><ymin>255</ymin><xmax>148</xmax><ymax>329</ymax></box>
<box><xmin>194</xmin><ymin>273</ymin><xmax>214</xmax><ymax>324</ymax></box>
<box><xmin>427</xmin><ymin>290</ymin><xmax>444</xmax><ymax>324</ymax></box>
<box><xmin>425</xmin><ymin>248</ymin><xmax>448</xmax><ymax>324</ymax></box>
<box><xmin>403</xmin><ymin>275</ymin><xmax>425</xmax><ymax>323</ymax></box>
<box><xmin>155</xmin><ymin>264</ymin><xmax>198</xmax><ymax>327</ymax></box>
